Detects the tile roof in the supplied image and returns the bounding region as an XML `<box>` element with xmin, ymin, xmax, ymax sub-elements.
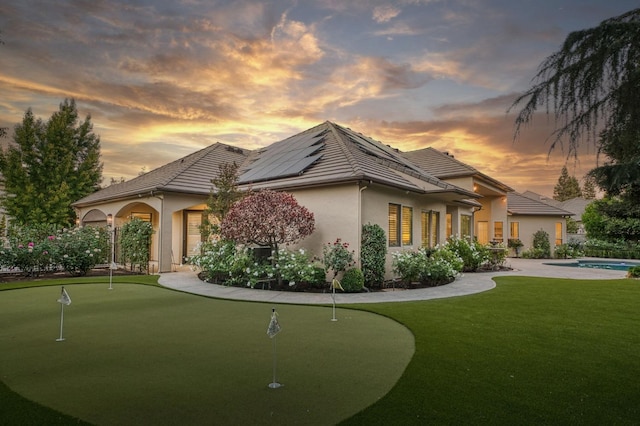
<box><xmin>402</xmin><ymin>147</ymin><xmax>514</xmax><ymax>192</ymax></box>
<box><xmin>73</xmin><ymin>142</ymin><xmax>248</xmax><ymax>206</ymax></box>
<box><xmin>73</xmin><ymin>121</ymin><xmax>480</xmax><ymax>206</ymax></box>
<box><xmin>238</xmin><ymin>122</ymin><xmax>478</xmax><ymax>199</ymax></box>
<box><xmin>507</xmin><ymin>192</ymin><xmax>574</xmax><ymax>216</ymax></box>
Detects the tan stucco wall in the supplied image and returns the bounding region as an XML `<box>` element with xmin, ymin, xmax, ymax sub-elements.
<box><xmin>288</xmin><ymin>183</ymin><xmax>360</xmax><ymax>260</ymax></box>
<box><xmin>508</xmin><ymin>215</ymin><xmax>566</xmax><ymax>255</ymax></box>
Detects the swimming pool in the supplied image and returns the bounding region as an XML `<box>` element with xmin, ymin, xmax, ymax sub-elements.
<box><xmin>544</xmin><ymin>259</ymin><xmax>640</xmax><ymax>271</ymax></box>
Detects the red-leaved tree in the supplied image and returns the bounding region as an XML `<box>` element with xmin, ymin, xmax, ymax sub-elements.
<box><xmin>221</xmin><ymin>190</ymin><xmax>315</xmax><ymax>279</ymax></box>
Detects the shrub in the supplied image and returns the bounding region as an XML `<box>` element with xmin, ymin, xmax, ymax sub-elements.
<box><xmin>341</xmin><ymin>268</ymin><xmax>364</xmax><ymax>292</ymax></box>
<box><xmin>392</xmin><ymin>247</ymin><xmax>462</xmax><ymax>286</ymax></box>
<box><xmin>361</xmin><ymin>223</ymin><xmax>386</xmax><ymax>289</ymax></box>
<box><xmin>392</xmin><ymin>250</ymin><xmax>427</xmax><ymax>283</ymax></box>
<box><xmin>56</xmin><ymin>226</ymin><xmax>109</xmax><ymax>276</ymax></box>
<box><xmin>0</xmin><ymin>224</ymin><xmax>109</xmax><ymax>276</ymax></box>
<box><xmin>323</xmin><ymin>238</ymin><xmax>355</xmax><ymax>279</ymax></box>
<box><xmin>275</xmin><ymin>248</ymin><xmax>325</xmax><ymax>289</ymax></box>
<box><xmin>443</xmin><ymin>236</ymin><xmax>489</xmax><ymax>271</ymax></box>
<box><xmin>628</xmin><ymin>266</ymin><xmax>640</xmax><ymax>278</ymax></box>
<box><xmin>119</xmin><ymin>218</ymin><xmax>154</xmax><ymax>272</ymax></box>
<box><xmin>189</xmin><ymin>239</ymin><xmax>239</xmax><ymax>283</ymax></box>
<box><xmin>532</xmin><ymin>229</ymin><xmax>551</xmax><ymax>258</ymax></box>
<box><xmin>554</xmin><ymin>243</ymin><xmax>582</xmax><ymax>259</ymax></box>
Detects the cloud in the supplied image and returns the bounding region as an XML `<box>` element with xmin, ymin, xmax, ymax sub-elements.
<box><xmin>373</xmin><ymin>5</ymin><xmax>401</xmax><ymax>23</ymax></box>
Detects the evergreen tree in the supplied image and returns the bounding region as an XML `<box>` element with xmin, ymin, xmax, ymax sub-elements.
<box><xmin>201</xmin><ymin>162</ymin><xmax>243</xmax><ymax>240</ymax></box>
<box><xmin>582</xmin><ymin>176</ymin><xmax>597</xmax><ymax>200</ymax></box>
<box><xmin>511</xmin><ymin>9</ymin><xmax>640</xmax><ymax>202</ymax></box>
<box><xmin>553</xmin><ymin>166</ymin><xmax>582</xmax><ymax>201</ymax></box>
<box><xmin>0</xmin><ymin>99</ymin><xmax>102</xmax><ymax>227</ymax></box>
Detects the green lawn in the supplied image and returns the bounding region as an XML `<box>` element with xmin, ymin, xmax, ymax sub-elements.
<box><xmin>0</xmin><ymin>279</ymin><xmax>413</xmax><ymax>425</ymax></box>
<box><xmin>2</xmin><ymin>275</ymin><xmax>640</xmax><ymax>425</ymax></box>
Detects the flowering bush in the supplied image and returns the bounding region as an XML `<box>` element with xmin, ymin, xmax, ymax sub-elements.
<box><xmin>276</xmin><ymin>248</ymin><xmax>325</xmax><ymax>289</ymax></box>
<box><xmin>119</xmin><ymin>218</ymin><xmax>154</xmax><ymax>272</ymax></box>
<box><xmin>442</xmin><ymin>236</ymin><xmax>490</xmax><ymax>271</ymax></box>
<box><xmin>191</xmin><ymin>243</ymin><xmax>326</xmax><ymax>290</ymax></box>
<box><xmin>392</xmin><ymin>246</ymin><xmax>462</xmax><ymax>286</ymax></box>
<box><xmin>392</xmin><ymin>250</ymin><xmax>428</xmax><ymax>283</ymax></box>
<box><xmin>56</xmin><ymin>226</ymin><xmax>109</xmax><ymax>275</ymax></box>
<box><xmin>189</xmin><ymin>239</ymin><xmax>239</xmax><ymax>283</ymax></box>
<box><xmin>323</xmin><ymin>238</ymin><xmax>355</xmax><ymax>279</ymax></box>
<box><xmin>0</xmin><ymin>224</ymin><xmax>109</xmax><ymax>276</ymax></box>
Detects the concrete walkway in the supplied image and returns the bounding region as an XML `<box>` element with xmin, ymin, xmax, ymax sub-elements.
<box><xmin>157</xmin><ymin>258</ymin><xmax>629</xmax><ymax>305</ymax></box>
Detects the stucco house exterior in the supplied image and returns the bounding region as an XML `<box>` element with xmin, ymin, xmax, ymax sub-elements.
<box><xmin>507</xmin><ymin>192</ymin><xmax>574</xmax><ymax>255</ymax></box>
<box><xmin>402</xmin><ymin>147</ymin><xmax>514</xmax><ymax>245</ymax></box>
<box><xmin>73</xmin><ymin>122</ymin><xmax>486</xmax><ymax>277</ymax></box>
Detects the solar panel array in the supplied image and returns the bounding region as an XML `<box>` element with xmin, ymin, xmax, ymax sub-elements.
<box><xmin>239</xmin><ymin>131</ymin><xmax>325</xmax><ymax>183</ymax></box>
<box><xmin>341</xmin><ymin>126</ymin><xmax>425</xmax><ymax>175</ymax></box>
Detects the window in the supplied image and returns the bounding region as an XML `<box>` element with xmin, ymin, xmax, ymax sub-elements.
<box><xmin>389</xmin><ymin>204</ymin><xmax>413</xmax><ymax>247</ymax></box>
<box><xmin>446</xmin><ymin>213</ymin><xmax>452</xmax><ymax>239</ymax></box>
<box><xmin>430</xmin><ymin>211</ymin><xmax>439</xmax><ymax>247</ymax></box>
<box><xmin>461</xmin><ymin>215</ymin><xmax>472</xmax><ymax>239</ymax></box>
<box><xmin>555</xmin><ymin>222</ymin><xmax>563</xmax><ymax>246</ymax></box>
<box><xmin>510</xmin><ymin>222</ymin><xmax>520</xmax><ymax>239</ymax></box>
<box><xmin>131</xmin><ymin>212</ymin><xmax>152</xmax><ymax>222</ymax></box>
<box><xmin>388</xmin><ymin>204</ymin><xmax>401</xmax><ymax>247</ymax></box>
<box><xmin>494</xmin><ymin>221</ymin><xmax>503</xmax><ymax>243</ymax></box>
<box><xmin>421</xmin><ymin>210</ymin><xmax>440</xmax><ymax>248</ymax></box>
<box><xmin>402</xmin><ymin>206</ymin><xmax>413</xmax><ymax>246</ymax></box>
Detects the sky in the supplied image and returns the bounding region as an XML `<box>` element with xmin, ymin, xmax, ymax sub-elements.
<box><xmin>0</xmin><ymin>0</ymin><xmax>636</xmax><ymax>197</ymax></box>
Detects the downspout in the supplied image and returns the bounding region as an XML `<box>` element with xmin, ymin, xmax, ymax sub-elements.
<box><xmin>357</xmin><ymin>182</ymin><xmax>368</xmax><ymax>269</ymax></box>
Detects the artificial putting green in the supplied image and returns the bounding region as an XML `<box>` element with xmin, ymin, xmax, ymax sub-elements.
<box><xmin>0</xmin><ymin>284</ymin><xmax>414</xmax><ymax>425</ymax></box>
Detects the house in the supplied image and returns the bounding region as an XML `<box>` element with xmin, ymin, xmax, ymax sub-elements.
<box><xmin>73</xmin><ymin>122</ymin><xmax>482</xmax><ymax>278</ymax></box>
<box><xmin>507</xmin><ymin>192</ymin><xmax>574</xmax><ymax>255</ymax></box>
<box><xmin>402</xmin><ymin>147</ymin><xmax>513</xmax><ymax>245</ymax></box>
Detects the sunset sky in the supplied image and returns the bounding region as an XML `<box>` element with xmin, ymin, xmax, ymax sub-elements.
<box><xmin>0</xmin><ymin>0</ymin><xmax>636</xmax><ymax>197</ymax></box>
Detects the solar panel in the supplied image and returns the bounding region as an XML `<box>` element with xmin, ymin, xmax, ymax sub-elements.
<box><xmin>239</xmin><ymin>131</ymin><xmax>325</xmax><ymax>183</ymax></box>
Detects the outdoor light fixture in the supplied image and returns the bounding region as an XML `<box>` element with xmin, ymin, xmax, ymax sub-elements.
<box><xmin>107</xmin><ymin>213</ymin><xmax>113</xmax><ymax>227</ymax></box>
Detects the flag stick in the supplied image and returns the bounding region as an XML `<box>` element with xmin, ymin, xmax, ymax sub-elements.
<box><xmin>331</xmin><ymin>285</ymin><xmax>337</xmax><ymax>321</ymax></box>
<box><xmin>268</xmin><ymin>335</ymin><xmax>281</xmax><ymax>388</ymax></box>
<box><xmin>267</xmin><ymin>307</ymin><xmax>282</xmax><ymax>388</ymax></box>
<box><xmin>56</xmin><ymin>302</ymin><xmax>65</xmax><ymax>342</ymax></box>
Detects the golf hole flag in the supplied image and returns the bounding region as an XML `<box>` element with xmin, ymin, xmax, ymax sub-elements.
<box><xmin>331</xmin><ymin>279</ymin><xmax>344</xmax><ymax>291</ymax></box>
<box><xmin>267</xmin><ymin>308</ymin><xmax>281</xmax><ymax>338</ymax></box>
<box><xmin>57</xmin><ymin>287</ymin><xmax>72</xmax><ymax>305</ymax></box>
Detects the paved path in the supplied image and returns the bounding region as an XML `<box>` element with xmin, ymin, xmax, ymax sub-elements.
<box><xmin>158</xmin><ymin>258</ymin><xmax>629</xmax><ymax>305</ymax></box>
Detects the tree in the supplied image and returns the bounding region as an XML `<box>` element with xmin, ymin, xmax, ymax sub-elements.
<box><xmin>0</xmin><ymin>99</ymin><xmax>102</xmax><ymax>227</ymax></box>
<box><xmin>201</xmin><ymin>162</ymin><xmax>243</xmax><ymax>240</ymax></box>
<box><xmin>511</xmin><ymin>9</ymin><xmax>640</xmax><ymax>156</ymax></box>
<box><xmin>582</xmin><ymin>176</ymin><xmax>597</xmax><ymax>200</ymax></box>
<box><xmin>221</xmin><ymin>189</ymin><xmax>314</xmax><ymax>252</ymax></box>
<box><xmin>553</xmin><ymin>166</ymin><xmax>582</xmax><ymax>201</ymax></box>
<box><xmin>221</xmin><ymin>189</ymin><xmax>315</xmax><ymax>284</ymax></box>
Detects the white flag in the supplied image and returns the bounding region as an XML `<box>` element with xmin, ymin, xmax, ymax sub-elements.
<box><xmin>57</xmin><ymin>287</ymin><xmax>71</xmax><ymax>306</ymax></box>
<box><xmin>267</xmin><ymin>309</ymin><xmax>281</xmax><ymax>338</ymax></box>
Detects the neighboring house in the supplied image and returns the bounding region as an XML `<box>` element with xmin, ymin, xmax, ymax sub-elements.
<box><xmin>73</xmin><ymin>121</ymin><xmax>481</xmax><ymax>278</ymax></box>
<box><xmin>402</xmin><ymin>147</ymin><xmax>514</xmax><ymax>245</ymax></box>
<box><xmin>507</xmin><ymin>192</ymin><xmax>574</xmax><ymax>255</ymax></box>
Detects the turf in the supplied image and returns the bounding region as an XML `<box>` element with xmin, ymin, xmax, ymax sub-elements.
<box><xmin>2</xmin><ymin>275</ymin><xmax>640</xmax><ymax>425</ymax></box>
<box><xmin>342</xmin><ymin>276</ymin><xmax>640</xmax><ymax>425</ymax></box>
<box><xmin>0</xmin><ymin>282</ymin><xmax>413</xmax><ymax>425</ymax></box>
